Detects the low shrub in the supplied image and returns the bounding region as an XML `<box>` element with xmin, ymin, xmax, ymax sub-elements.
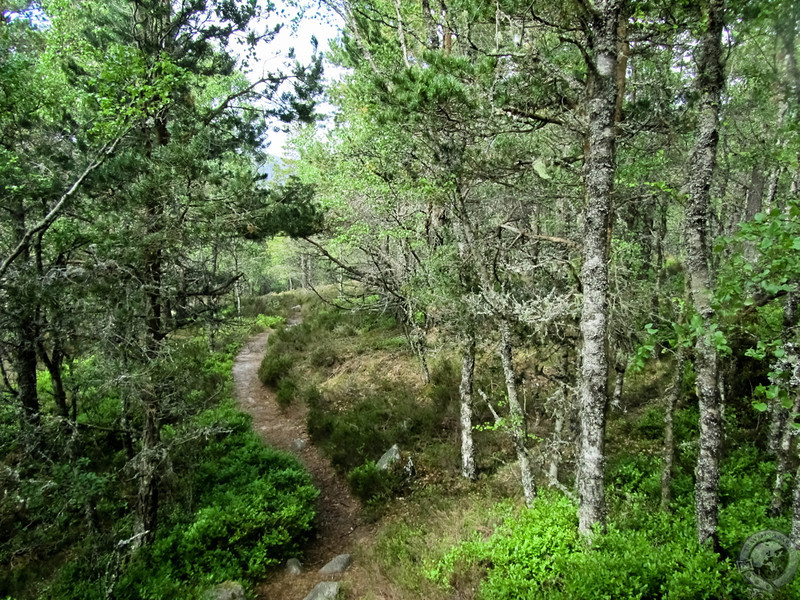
<box><xmin>308</xmin><ymin>392</ymin><xmax>441</xmax><ymax>473</ymax></box>
<box><xmin>429</xmin><ymin>495</ymin><xmax>579</xmax><ymax>599</ymax></box>
<box><xmin>347</xmin><ymin>461</ymin><xmax>401</xmax><ymax>504</ymax></box>
<box><xmin>429</xmin><ymin>494</ymin><xmax>762</xmax><ymax>600</ymax></box>
<box><xmin>634</xmin><ymin>407</ymin><xmax>666</xmax><ymax>440</ymax></box>
<box><xmin>34</xmin><ymin>335</ymin><xmax>319</xmax><ymax>600</ymax></box>
<box><xmin>258</xmin><ymin>350</ymin><xmax>293</xmax><ymax>386</ymax></box>
<box><xmin>276</xmin><ymin>377</ymin><xmax>297</xmax><ymax>407</ymax></box>
<box><xmin>551</xmin><ymin>525</ymin><xmax>731</xmax><ymax>600</ymax></box>
<box><xmin>309</xmin><ymin>345</ymin><xmax>338</xmax><ymax>367</ymax></box>
<box><xmin>251</xmin><ymin>314</ymin><xmax>286</xmax><ymax>333</ymax></box>
<box><xmin>113</xmin><ymin>404</ymin><xmax>318</xmax><ymax>599</ymax></box>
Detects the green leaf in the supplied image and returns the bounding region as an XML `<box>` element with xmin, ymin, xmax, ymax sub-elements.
<box><xmin>752</xmin><ymin>402</ymin><xmax>768</xmax><ymax>412</ymax></box>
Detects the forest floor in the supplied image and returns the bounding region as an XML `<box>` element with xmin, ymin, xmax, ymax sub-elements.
<box><xmin>232</xmin><ymin>315</ymin><xmax>370</xmax><ymax>600</ymax></box>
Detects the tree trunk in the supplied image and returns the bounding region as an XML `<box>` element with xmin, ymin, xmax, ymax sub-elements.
<box><xmin>499</xmin><ymin>320</ymin><xmax>536</xmax><ymax>506</ymax></box>
<box><xmin>440</xmin><ymin>0</ymin><xmax>451</xmax><ymax>54</ymax></box>
<box><xmin>14</xmin><ymin>324</ymin><xmax>39</xmax><ymax>428</ymax></box>
<box><xmin>771</xmin><ymin>292</ymin><xmax>800</xmax><ymax>515</ymax></box>
<box><xmin>792</xmin><ymin>462</ymin><xmax>800</xmax><ymax>546</ymax></box>
<box><xmin>685</xmin><ymin>0</ymin><xmax>725</xmax><ymax>548</ymax></box>
<box><xmin>661</xmin><ymin>347</ymin><xmax>686</xmax><ymax>512</ymax></box>
<box><xmin>549</xmin><ymin>346</ymin><xmax>574</xmax><ymax>495</ymax></box>
<box><xmin>549</xmin><ymin>411</ymin><xmax>565</xmax><ymax>485</ymax></box>
<box><xmin>37</xmin><ymin>337</ymin><xmax>68</xmax><ymax>419</ymax></box>
<box><xmin>577</xmin><ymin>0</ymin><xmax>622</xmax><ymax>536</ymax></box>
<box><xmin>771</xmin><ymin>394</ymin><xmax>800</xmax><ymax>516</ymax></box>
<box><xmin>611</xmin><ymin>359</ymin><xmax>626</xmax><ymax>412</ymax></box>
<box><xmin>134</xmin><ymin>397</ymin><xmax>160</xmax><ymax>548</ymax></box>
<box><xmin>393</xmin><ymin>0</ymin><xmax>410</xmax><ymax>67</ymax></box>
<box><xmin>459</xmin><ymin>335</ymin><xmax>477</xmax><ymax>481</ymax></box>
<box><xmin>745</xmin><ymin>164</ymin><xmax>765</xmax><ymax>221</ymax></box>
<box><xmin>133</xmin><ymin>105</ymin><xmax>170</xmax><ymax>547</ymax></box>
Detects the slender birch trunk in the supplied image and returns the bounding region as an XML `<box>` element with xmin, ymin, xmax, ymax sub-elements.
<box><xmin>549</xmin><ymin>411</ymin><xmax>565</xmax><ymax>485</ymax></box>
<box><xmin>770</xmin><ymin>293</ymin><xmax>799</xmax><ymax>515</ymax></box>
<box><xmin>793</xmin><ymin>462</ymin><xmax>800</xmax><ymax>545</ymax></box>
<box><xmin>577</xmin><ymin>0</ymin><xmax>622</xmax><ymax>535</ymax></box>
<box><xmin>661</xmin><ymin>347</ymin><xmax>686</xmax><ymax>512</ymax></box>
<box><xmin>771</xmin><ymin>395</ymin><xmax>800</xmax><ymax>515</ymax></box>
<box><xmin>459</xmin><ymin>335</ymin><xmax>477</xmax><ymax>481</ymax></box>
<box><xmin>685</xmin><ymin>0</ymin><xmax>725</xmax><ymax>548</ymax></box>
<box><xmin>611</xmin><ymin>359</ymin><xmax>626</xmax><ymax>412</ymax></box>
<box><xmin>393</xmin><ymin>0</ymin><xmax>410</xmax><ymax>67</ymax></box>
<box><xmin>499</xmin><ymin>320</ymin><xmax>537</xmax><ymax>506</ymax></box>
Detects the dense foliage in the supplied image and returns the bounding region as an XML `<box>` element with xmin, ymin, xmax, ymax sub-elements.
<box><xmin>0</xmin><ymin>0</ymin><xmax>322</xmax><ymax>597</ymax></box>
<box><xmin>6</xmin><ymin>0</ymin><xmax>800</xmax><ymax>598</ymax></box>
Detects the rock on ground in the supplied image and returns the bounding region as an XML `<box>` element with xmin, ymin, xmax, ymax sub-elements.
<box><xmin>319</xmin><ymin>553</ymin><xmax>352</xmax><ymax>574</ymax></box>
<box><xmin>286</xmin><ymin>557</ymin><xmax>303</xmax><ymax>574</ymax></box>
<box><xmin>302</xmin><ymin>581</ymin><xmax>340</xmax><ymax>600</ymax></box>
<box><xmin>376</xmin><ymin>444</ymin><xmax>400</xmax><ymax>470</ymax></box>
<box><xmin>201</xmin><ymin>581</ymin><xmax>245</xmax><ymax>600</ymax></box>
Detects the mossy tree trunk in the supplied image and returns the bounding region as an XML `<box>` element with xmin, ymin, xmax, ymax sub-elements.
<box><xmin>685</xmin><ymin>0</ymin><xmax>726</xmax><ymax>548</ymax></box>
<box><xmin>577</xmin><ymin>0</ymin><xmax>623</xmax><ymax>536</ymax></box>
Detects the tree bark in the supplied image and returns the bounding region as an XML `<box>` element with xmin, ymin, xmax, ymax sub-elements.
<box><xmin>499</xmin><ymin>320</ymin><xmax>537</xmax><ymax>506</ymax></box>
<box><xmin>134</xmin><ymin>396</ymin><xmax>161</xmax><ymax>548</ymax></box>
<box><xmin>393</xmin><ymin>0</ymin><xmax>410</xmax><ymax>67</ymax></box>
<box><xmin>771</xmin><ymin>293</ymin><xmax>800</xmax><ymax>515</ymax></box>
<box><xmin>549</xmin><ymin>411</ymin><xmax>565</xmax><ymax>485</ymax></box>
<box><xmin>37</xmin><ymin>337</ymin><xmax>68</xmax><ymax>420</ymax></box>
<box><xmin>459</xmin><ymin>335</ymin><xmax>477</xmax><ymax>481</ymax></box>
<box><xmin>771</xmin><ymin>395</ymin><xmax>800</xmax><ymax>516</ymax></box>
<box><xmin>661</xmin><ymin>347</ymin><xmax>686</xmax><ymax>512</ymax></box>
<box><xmin>611</xmin><ymin>359</ymin><xmax>626</xmax><ymax>412</ymax></box>
<box><xmin>793</xmin><ymin>462</ymin><xmax>800</xmax><ymax>546</ymax></box>
<box><xmin>9</xmin><ymin>197</ymin><xmax>40</xmax><ymax>429</ymax></box>
<box><xmin>14</xmin><ymin>322</ymin><xmax>39</xmax><ymax>428</ymax></box>
<box><xmin>577</xmin><ymin>0</ymin><xmax>622</xmax><ymax>536</ymax></box>
<box><xmin>685</xmin><ymin>0</ymin><xmax>725</xmax><ymax>548</ymax></box>
<box><xmin>133</xmin><ymin>57</ymin><xmax>171</xmax><ymax>546</ymax></box>
<box><xmin>745</xmin><ymin>164</ymin><xmax>765</xmax><ymax>221</ymax></box>
<box><xmin>440</xmin><ymin>0</ymin><xmax>451</xmax><ymax>54</ymax></box>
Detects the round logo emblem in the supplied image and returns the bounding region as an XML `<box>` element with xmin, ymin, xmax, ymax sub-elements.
<box><xmin>737</xmin><ymin>530</ymin><xmax>799</xmax><ymax>593</ymax></box>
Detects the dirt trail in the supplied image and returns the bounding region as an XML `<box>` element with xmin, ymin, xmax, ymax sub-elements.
<box><xmin>232</xmin><ymin>319</ymin><xmax>365</xmax><ymax>599</ymax></box>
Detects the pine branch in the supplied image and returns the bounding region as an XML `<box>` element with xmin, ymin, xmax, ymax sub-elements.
<box><xmin>0</xmin><ymin>134</ymin><xmax>125</xmax><ymax>283</ymax></box>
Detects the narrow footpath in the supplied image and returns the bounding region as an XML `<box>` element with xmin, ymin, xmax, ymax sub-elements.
<box><xmin>232</xmin><ymin>315</ymin><xmax>364</xmax><ymax>599</ymax></box>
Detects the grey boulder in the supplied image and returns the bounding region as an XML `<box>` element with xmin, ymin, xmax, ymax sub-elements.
<box><xmin>302</xmin><ymin>581</ymin><xmax>340</xmax><ymax>600</ymax></box>
<box><xmin>201</xmin><ymin>581</ymin><xmax>245</xmax><ymax>600</ymax></box>
<box><xmin>319</xmin><ymin>553</ymin><xmax>352</xmax><ymax>574</ymax></box>
<box><xmin>376</xmin><ymin>444</ymin><xmax>400</xmax><ymax>470</ymax></box>
<box><xmin>286</xmin><ymin>557</ymin><xmax>303</xmax><ymax>574</ymax></box>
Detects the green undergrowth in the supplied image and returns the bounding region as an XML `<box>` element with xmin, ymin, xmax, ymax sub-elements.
<box><xmin>110</xmin><ymin>404</ymin><xmax>317</xmax><ymax>599</ymax></box>
<box><xmin>350</xmin><ymin>370</ymin><xmax>796</xmax><ymax>600</ymax></box>
<box><xmin>1</xmin><ymin>319</ymin><xmax>317</xmax><ymax>600</ymax></box>
<box><xmin>360</xmin><ymin>472</ymin><xmax>797</xmax><ymax>600</ymax></box>
<box><xmin>247</xmin><ymin>291</ymin><xmax>800</xmax><ymax>600</ymax></box>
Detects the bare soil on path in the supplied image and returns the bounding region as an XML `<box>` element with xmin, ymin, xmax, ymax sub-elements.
<box><xmin>232</xmin><ymin>326</ymin><xmax>366</xmax><ymax>599</ymax></box>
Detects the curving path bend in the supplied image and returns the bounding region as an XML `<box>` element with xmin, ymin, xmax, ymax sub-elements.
<box><xmin>232</xmin><ymin>323</ymin><xmax>364</xmax><ymax>599</ymax></box>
